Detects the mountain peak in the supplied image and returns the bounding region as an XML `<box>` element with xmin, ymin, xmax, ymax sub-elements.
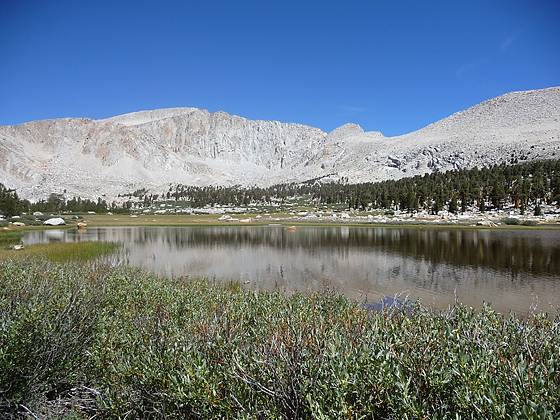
<box><xmin>1</xmin><ymin>87</ymin><xmax>559</xmax><ymax>200</ymax></box>
<box><xmin>99</xmin><ymin>107</ymin><xmax>201</xmax><ymax>126</ymax></box>
<box><xmin>328</xmin><ymin>123</ymin><xmax>365</xmax><ymax>141</ymax></box>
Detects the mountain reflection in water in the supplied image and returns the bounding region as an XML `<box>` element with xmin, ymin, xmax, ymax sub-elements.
<box><xmin>23</xmin><ymin>226</ymin><xmax>560</xmax><ymax>314</ymax></box>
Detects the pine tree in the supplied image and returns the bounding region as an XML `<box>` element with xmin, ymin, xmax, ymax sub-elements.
<box><xmin>534</xmin><ymin>203</ymin><xmax>542</xmax><ymax>216</ymax></box>
<box><xmin>491</xmin><ymin>178</ymin><xmax>506</xmax><ymax>209</ymax></box>
<box><xmin>432</xmin><ymin>197</ymin><xmax>441</xmax><ymax>215</ymax></box>
<box><xmin>448</xmin><ymin>194</ymin><xmax>458</xmax><ymax>214</ymax></box>
<box><xmin>479</xmin><ymin>198</ymin><xmax>486</xmax><ymax>213</ymax></box>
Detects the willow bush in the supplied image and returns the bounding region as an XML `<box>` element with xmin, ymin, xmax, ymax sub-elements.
<box><xmin>0</xmin><ymin>259</ymin><xmax>559</xmax><ymax>418</ymax></box>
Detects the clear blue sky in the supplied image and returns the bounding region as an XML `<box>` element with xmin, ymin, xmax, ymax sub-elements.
<box><xmin>1</xmin><ymin>0</ymin><xmax>559</xmax><ymax>136</ymax></box>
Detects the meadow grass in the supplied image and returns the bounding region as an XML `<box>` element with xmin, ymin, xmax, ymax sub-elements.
<box><xmin>82</xmin><ymin>213</ymin><xmax>560</xmax><ymax>230</ymax></box>
<box><xmin>0</xmin><ymin>232</ymin><xmax>22</xmax><ymax>246</ymax></box>
<box><xmin>0</xmin><ymin>260</ymin><xmax>558</xmax><ymax>418</ymax></box>
<box><xmin>0</xmin><ymin>241</ymin><xmax>118</xmax><ymax>263</ymax></box>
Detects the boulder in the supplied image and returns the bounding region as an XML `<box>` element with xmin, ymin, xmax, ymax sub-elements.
<box><xmin>33</xmin><ymin>211</ymin><xmax>44</xmax><ymax>216</ymax></box>
<box><xmin>43</xmin><ymin>217</ymin><xmax>66</xmax><ymax>226</ymax></box>
<box><xmin>476</xmin><ymin>220</ymin><xmax>497</xmax><ymax>227</ymax></box>
<box><xmin>12</xmin><ymin>222</ymin><xmax>26</xmax><ymax>227</ymax></box>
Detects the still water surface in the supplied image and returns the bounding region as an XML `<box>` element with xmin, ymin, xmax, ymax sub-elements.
<box><xmin>23</xmin><ymin>226</ymin><xmax>560</xmax><ymax>314</ymax></box>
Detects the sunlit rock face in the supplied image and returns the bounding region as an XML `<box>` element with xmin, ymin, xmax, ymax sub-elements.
<box><xmin>1</xmin><ymin>87</ymin><xmax>559</xmax><ymax>200</ymax></box>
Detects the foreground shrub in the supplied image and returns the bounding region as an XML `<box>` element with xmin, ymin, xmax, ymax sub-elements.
<box><xmin>501</xmin><ymin>217</ymin><xmax>520</xmax><ymax>225</ymax></box>
<box><xmin>0</xmin><ymin>259</ymin><xmax>559</xmax><ymax>418</ymax></box>
<box><xmin>522</xmin><ymin>219</ymin><xmax>539</xmax><ymax>226</ymax></box>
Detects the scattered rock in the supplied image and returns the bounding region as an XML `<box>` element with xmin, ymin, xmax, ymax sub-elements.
<box><xmin>476</xmin><ymin>220</ymin><xmax>497</xmax><ymax>227</ymax></box>
<box><xmin>43</xmin><ymin>217</ymin><xmax>65</xmax><ymax>226</ymax></box>
<box><xmin>387</xmin><ymin>155</ymin><xmax>402</xmax><ymax>168</ymax></box>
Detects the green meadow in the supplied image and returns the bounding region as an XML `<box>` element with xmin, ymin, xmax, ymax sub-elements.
<box><xmin>0</xmin><ymin>241</ymin><xmax>117</xmax><ymax>263</ymax></box>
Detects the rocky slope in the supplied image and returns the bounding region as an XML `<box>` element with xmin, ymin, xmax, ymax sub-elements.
<box><xmin>1</xmin><ymin>87</ymin><xmax>559</xmax><ymax>200</ymax></box>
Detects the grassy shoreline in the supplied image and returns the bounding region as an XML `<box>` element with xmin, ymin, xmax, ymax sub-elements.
<box><xmin>1</xmin><ymin>259</ymin><xmax>559</xmax><ymax>418</ymax></box>
<box><xmin>67</xmin><ymin>213</ymin><xmax>560</xmax><ymax>229</ymax></box>
<box><xmin>0</xmin><ymin>241</ymin><xmax>118</xmax><ymax>262</ymax></box>
<box><xmin>1</xmin><ymin>214</ymin><xmax>559</xmax><ymax>238</ymax></box>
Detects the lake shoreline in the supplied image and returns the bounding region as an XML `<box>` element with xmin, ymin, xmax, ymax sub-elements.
<box><xmin>17</xmin><ymin>224</ymin><xmax>560</xmax><ymax>315</ymax></box>
<box><xmin>3</xmin><ymin>212</ymin><xmax>560</xmax><ymax>235</ymax></box>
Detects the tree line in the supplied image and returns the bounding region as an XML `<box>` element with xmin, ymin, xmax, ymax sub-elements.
<box><xmin>0</xmin><ymin>186</ymin><xmax>114</xmax><ymax>217</ymax></box>
<box><xmin>144</xmin><ymin>159</ymin><xmax>560</xmax><ymax>214</ymax></box>
<box><xmin>4</xmin><ymin>159</ymin><xmax>560</xmax><ymax>217</ymax></box>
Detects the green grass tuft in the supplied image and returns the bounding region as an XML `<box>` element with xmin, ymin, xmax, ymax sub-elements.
<box><xmin>0</xmin><ymin>231</ymin><xmax>23</xmax><ymax>246</ymax></box>
<box><xmin>0</xmin><ymin>241</ymin><xmax>118</xmax><ymax>262</ymax></box>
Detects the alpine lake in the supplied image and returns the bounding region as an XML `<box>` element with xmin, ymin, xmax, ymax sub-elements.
<box><xmin>21</xmin><ymin>223</ymin><xmax>560</xmax><ymax>315</ymax></box>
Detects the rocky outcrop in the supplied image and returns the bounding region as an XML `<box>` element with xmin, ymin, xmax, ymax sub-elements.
<box><xmin>1</xmin><ymin>87</ymin><xmax>559</xmax><ymax>200</ymax></box>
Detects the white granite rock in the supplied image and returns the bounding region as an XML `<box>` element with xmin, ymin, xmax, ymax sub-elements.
<box><xmin>43</xmin><ymin>217</ymin><xmax>65</xmax><ymax>226</ymax></box>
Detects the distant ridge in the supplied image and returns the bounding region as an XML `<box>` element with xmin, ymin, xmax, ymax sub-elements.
<box><xmin>1</xmin><ymin>87</ymin><xmax>559</xmax><ymax>200</ymax></box>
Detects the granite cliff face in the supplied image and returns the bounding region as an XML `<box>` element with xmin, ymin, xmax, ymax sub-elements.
<box><xmin>1</xmin><ymin>87</ymin><xmax>559</xmax><ymax>200</ymax></box>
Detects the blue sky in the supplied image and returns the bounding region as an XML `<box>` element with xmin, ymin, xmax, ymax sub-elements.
<box><xmin>1</xmin><ymin>0</ymin><xmax>559</xmax><ymax>135</ymax></box>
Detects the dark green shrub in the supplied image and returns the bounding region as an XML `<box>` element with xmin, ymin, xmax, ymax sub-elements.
<box><xmin>521</xmin><ymin>219</ymin><xmax>539</xmax><ymax>226</ymax></box>
<box><xmin>0</xmin><ymin>261</ymin><xmax>103</xmax><ymax>416</ymax></box>
<box><xmin>0</xmin><ymin>260</ymin><xmax>559</xmax><ymax>418</ymax></box>
<box><xmin>534</xmin><ymin>205</ymin><xmax>543</xmax><ymax>216</ymax></box>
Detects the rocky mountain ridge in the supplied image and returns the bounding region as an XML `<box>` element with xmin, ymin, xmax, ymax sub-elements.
<box><xmin>1</xmin><ymin>87</ymin><xmax>559</xmax><ymax>200</ymax></box>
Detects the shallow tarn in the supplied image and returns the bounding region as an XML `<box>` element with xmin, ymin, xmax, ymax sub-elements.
<box><xmin>22</xmin><ymin>225</ymin><xmax>560</xmax><ymax>314</ymax></box>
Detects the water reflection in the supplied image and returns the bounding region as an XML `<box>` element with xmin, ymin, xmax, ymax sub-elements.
<box><xmin>23</xmin><ymin>226</ymin><xmax>560</xmax><ymax>314</ymax></box>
